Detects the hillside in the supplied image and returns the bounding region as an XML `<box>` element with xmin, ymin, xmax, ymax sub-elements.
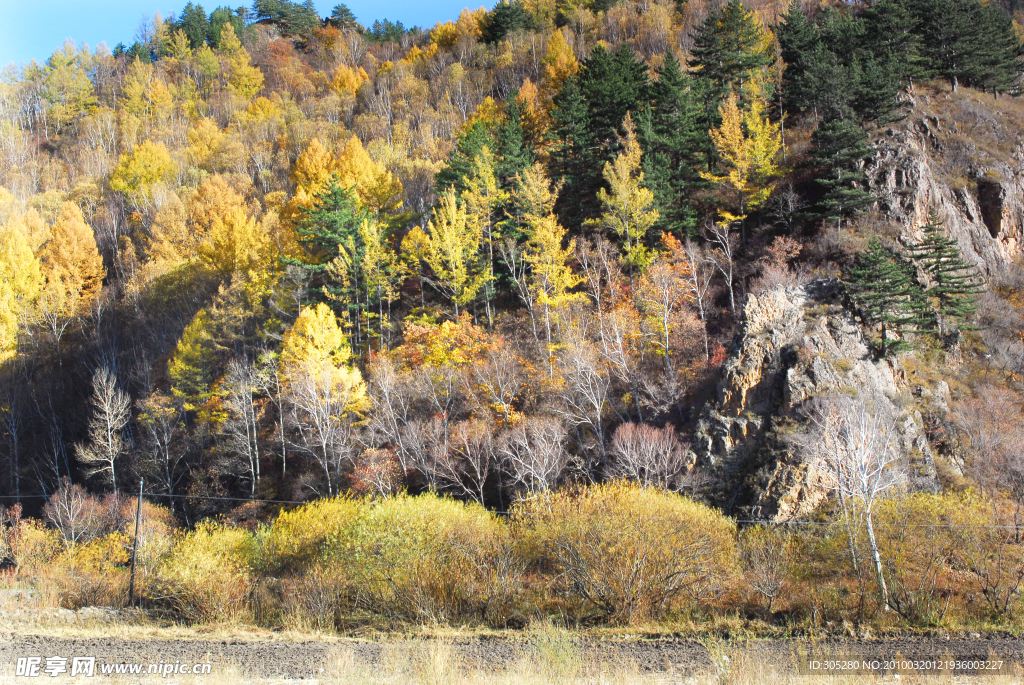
<box><xmin>1</xmin><ymin>0</ymin><xmax>1024</xmax><ymax>635</ymax></box>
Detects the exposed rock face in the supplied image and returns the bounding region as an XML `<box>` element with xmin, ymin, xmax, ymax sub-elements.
<box><xmin>690</xmin><ymin>281</ymin><xmax>939</xmax><ymax>521</ymax></box>
<box><xmin>866</xmin><ymin>107</ymin><xmax>1024</xmax><ymax>277</ymax></box>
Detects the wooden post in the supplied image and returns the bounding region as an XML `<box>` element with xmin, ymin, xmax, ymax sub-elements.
<box><xmin>128</xmin><ymin>478</ymin><xmax>143</xmax><ymax>606</ymax></box>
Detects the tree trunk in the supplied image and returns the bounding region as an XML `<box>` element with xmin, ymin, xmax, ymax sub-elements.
<box><xmin>865</xmin><ymin>510</ymin><xmax>890</xmax><ymax>611</ymax></box>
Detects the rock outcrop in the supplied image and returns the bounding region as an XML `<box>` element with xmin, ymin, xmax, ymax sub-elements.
<box><xmin>866</xmin><ymin>95</ymin><xmax>1024</xmax><ymax>278</ymax></box>
<box><xmin>690</xmin><ymin>281</ymin><xmax>940</xmax><ymax>521</ymax></box>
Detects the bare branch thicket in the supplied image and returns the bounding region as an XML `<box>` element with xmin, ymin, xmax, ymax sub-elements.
<box><xmin>951</xmin><ymin>387</ymin><xmax>1024</xmax><ymax>499</ymax></box>
<box><xmin>467</xmin><ymin>346</ymin><xmax>530</xmax><ymax>429</ymax></box>
<box><xmin>607</xmin><ymin>422</ymin><xmax>690</xmax><ymax>490</ymax></box>
<box><xmin>366</xmin><ymin>355</ymin><xmax>416</xmax><ymax>477</ymax></box>
<box><xmin>809</xmin><ymin>394</ymin><xmax>905</xmax><ymax>612</ymax></box>
<box><xmin>683</xmin><ymin>239</ymin><xmax>716</xmax><ymax>361</ymax></box>
<box><xmin>555</xmin><ymin>329</ymin><xmax>612</xmax><ymax>462</ymax></box>
<box><xmin>286</xmin><ymin>366</ymin><xmax>362</xmax><ymax>498</ymax></box>
<box><xmin>222</xmin><ymin>358</ymin><xmax>264</xmax><ymax>496</ymax></box>
<box><xmin>76</xmin><ymin>367</ymin><xmax>131</xmax><ymax>490</ymax></box>
<box><xmin>42</xmin><ymin>478</ymin><xmax>105</xmax><ymax>548</ymax></box>
<box><xmin>436</xmin><ymin>419</ymin><xmax>497</xmax><ymax>504</ymax></box>
<box><xmin>402</xmin><ymin>415</ymin><xmax>450</xmax><ymax>493</ymax></box>
<box><xmin>704</xmin><ymin>220</ymin><xmax>738</xmax><ymax>314</ymax></box>
<box><xmin>500</xmin><ymin>416</ymin><xmax>573</xmax><ymax>497</ymax></box>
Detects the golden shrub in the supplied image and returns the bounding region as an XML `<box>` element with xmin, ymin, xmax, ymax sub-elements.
<box><xmin>515</xmin><ymin>481</ymin><xmax>737</xmax><ymax>624</ymax></box>
<box><xmin>352</xmin><ymin>493</ymin><xmax>510</xmax><ymax>623</ymax></box>
<box><xmin>153</xmin><ymin>521</ymin><xmax>257</xmax><ymax>623</ymax></box>
<box><xmin>52</xmin><ymin>532</ymin><xmax>130</xmax><ymax>608</ymax></box>
<box><xmin>258</xmin><ymin>496</ymin><xmax>362</xmax><ymax>574</ymax></box>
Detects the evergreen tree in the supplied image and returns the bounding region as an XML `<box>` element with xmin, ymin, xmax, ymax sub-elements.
<box><xmin>329</xmin><ymin>3</ymin><xmax>359</xmax><ymax>30</ymax></box>
<box><xmin>802</xmin><ymin>43</ymin><xmax>854</xmax><ymax>121</ymax></box>
<box><xmin>844</xmin><ymin>236</ymin><xmax>930</xmax><ymax>356</ymax></box>
<box><xmin>689</xmin><ymin>0</ymin><xmax>774</xmax><ymax>97</ymax></box>
<box><xmin>550</xmin><ymin>43</ymin><xmax>649</xmax><ymax>228</ymax></box>
<box><xmin>971</xmin><ymin>4</ymin><xmax>1023</xmax><ymax>95</ymax></box>
<box><xmin>909</xmin><ymin>0</ymin><xmax>985</xmax><ymax>91</ymax></box>
<box><xmin>289</xmin><ymin>181</ymin><xmax>372</xmax><ymax>335</ymax></box>
<box><xmin>809</xmin><ymin>117</ymin><xmax>875</xmax><ymax>229</ymax></box>
<box><xmin>851</xmin><ymin>53</ymin><xmax>906</xmax><ymax>125</ymax></box>
<box><xmin>862</xmin><ymin>0</ymin><xmax>928</xmax><ymax>87</ymax></box>
<box><xmin>494</xmin><ymin>95</ymin><xmax>535</xmax><ymax>189</ymax></box>
<box><xmin>549</xmin><ymin>76</ymin><xmax>594</xmax><ymax>226</ymax></box>
<box><xmin>436</xmin><ymin>121</ymin><xmax>494</xmax><ymax>195</ymax></box>
<box><xmin>481</xmin><ymin>0</ymin><xmax>535</xmax><ymax>44</ymax></box>
<box><xmin>905</xmin><ymin>212</ymin><xmax>984</xmax><ymax>332</ymax></box>
<box><xmin>776</xmin><ymin>0</ymin><xmax>819</xmax><ymax>115</ymax></box>
<box><xmin>175</xmin><ymin>2</ymin><xmax>211</xmax><ymax>48</ymax></box>
<box><xmin>638</xmin><ymin>53</ymin><xmax>708</xmax><ymax>238</ymax></box>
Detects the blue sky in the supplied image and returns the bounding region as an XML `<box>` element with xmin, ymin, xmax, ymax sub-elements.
<box><xmin>0</xmin><ymin>0</ymin><xmax>483</xmax><ymax>67</ymax></box>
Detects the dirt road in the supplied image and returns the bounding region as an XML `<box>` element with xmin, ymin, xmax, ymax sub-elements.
<box><xmin>0</xmin><ymin>634</ymin><xmax>1021</xmax><ymax>680</ymax></box>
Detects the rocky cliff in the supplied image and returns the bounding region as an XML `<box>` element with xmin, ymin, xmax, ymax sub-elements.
<box><xmin>689</xmin><ymin>281</ymin><xmax>941</xmax><ymax>522</ymax></box>
<box><xmin>866</xmin><ymin>90</ymin><xmax>1024</xmax><ymax>277</ymax></box>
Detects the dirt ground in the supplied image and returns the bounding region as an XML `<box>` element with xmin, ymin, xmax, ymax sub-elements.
<box><xmin>0</xmin><ymin>634</ymin><xmax>1021</xmax><ymax>680</ymax></box>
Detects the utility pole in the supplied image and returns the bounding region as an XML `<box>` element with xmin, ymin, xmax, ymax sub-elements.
<box><xmin>128</xmin><ymin>478</ymin><xmax>143</xmax><ymax>607</ymax></box>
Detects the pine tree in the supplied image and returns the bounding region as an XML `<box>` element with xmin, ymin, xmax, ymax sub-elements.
<box><xmin>290</xmin><ymin>181</ymin><xmax>373</xmax><ymax>344</ymax></box>
<box><xmin>549</xmin><ymin>75</ymin><xmax>595</xmax><ymax>227</ymax></box>
<box><xmin>971</xmin><ymin>4</ymin><xmax>1023</xmax><ymax>96</ymax></box>
<box><xmin>776</xmin><ymin>0</ymin><xmax>819</xmax><ymax>115</ymax></box>
<box><xmin>809</xmin><ymin>117</ymin><xmax>875</xmax><ymax>230</ymax></box>
<box><xmin>638</xmin><ymin>53</ymin><xmax>708</xmax><ymax>238</ymax></box>
<box><xmin>844</xmin><ymin>236</ymin><xmax>930</xmax><ymax>356</ymax></box>
<box><xmin>851</xmin><ymin>53</ymin><xmax>906</xmax><ymax>125</ymax></box>
<box><xmin>905</xmin><ymin>212</ymin><xmax>984</xmax><ymax>333</ymax></box>
<box><xmin>494</xmin><ymin>95</ymin><xmax>535</xmax><ymax>189</ymax></box>
<box><xmin>436</xmin><ymin>121</ymin><xmax>494</xmax><ymax>196</ymax></box>
<box><xmin>688</xmin><ymin>0</ymin><xmax>774</xmax><ymax>97</ymax></box>
<box><xmin>862</xmin><ymin>0</ymin><xmax>928</xmax><ymax>88</ymax></box>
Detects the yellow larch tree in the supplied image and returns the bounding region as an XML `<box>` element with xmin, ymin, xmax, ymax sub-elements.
<box><xmin>37</xmin><ymin>202</ymin><xmax>106</xmax><ymax>346</ymax></box>
<box><xmin>280</xmin><ymin>303</ymin><xmax>370</xmax><ymax>496</ymax></box>
<box><xmin>0</xmin><ymin>218</ymin><xmax>43</xmax><ymax>363</ymax></box>
<box><xmin>592</xmin><ymin>114</ymin><xmax>659</xmax><ymax>276</ymax></box>
<box><xmin>335</xmin><ymin>135</ymin><xmax>403</xmax><ymax>214</ymax></box>
<box><xmin>462</xmin><ymin>146</ymin><xmax>508</xmax><ymax>329</ymax></box>
<box><xmin>110</xmin><ymin>140</ymin><xmax>176</xmax><ymax>211</ymax></box>
<box><xmin>219</xmin><ymin>24</ymin><xmax>264</xmax><ymax>99</ymax></box>
<box><xmin>419</xmin><ymin>189</ymin><xmax>487</xmax><ymax>317</ymax></box>
<box><xmin>701</xmin><ymin>75</ymin><xmax>784</xmax><ymax>242</ymax></box>
<box><xmin>540</xmin><ymin>29</ymin><xmax>578</xmax><ymax>104</ymax></box>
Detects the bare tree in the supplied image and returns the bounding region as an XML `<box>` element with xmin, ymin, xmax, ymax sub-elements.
<box><xmin>76</xmin><ymin>367</ymin><xmax>131</xmax><ymax>490</ymax></box>
<box><xmin>42</xmin><ymin>478</ymin><xmax>104</xmax><ymax>548</ymax></box>
<box><xmin>607</xmin><ymin>422</ymin><xmax>690</xmax><ymax>490</ymax></box>
<box><xmin>500</xmin><ymin>416</ymin><xmax>572</xmax><ymax>496</ymax></box>
<box><xmin>705</xmin><ymin>220</ymin><xmax>737</xmax><ymax>314</ymax></box>
<box><xmin>222</xmin><ymin>358</ymin><xmax>263</xmax><ymax>496</ymax></box>
<box><xmin>556</xmin><ymin>330</ymin><xmax>612</xmax><ymax>460</ymax></box>
<box><xmin>255</xmin><ymin>350</ymin><xmax>288</xmax><ymax>476</ymax></box>
<box><xmin>952</xmin><ymin>387</ymin><xmax>1024</xmax><ymax>500</ymax></box>
<box><xmin>137</xmin><ymin>391</ymin><xmax>189</xmax><ymax>504</ymax></box>
<box><xmin>810</xmin><ymin>395</ymin><xmax>905</xmax><ymax>611</ymax></box>
<box><xmin>286</xmin><ymin>366</ymin><xmax>363</xmax><ymax>498</ymax></box>
<box><xmin>683</xmin><ymin>239</ymin><xmax>715</xmax><ymax>361</ymax></box>
<box><xmin>436</xmin><ymin>419</ymin><xmax>497</xmax><ymax>504</ymax></box>
<box><xmin>739</xmin><ymin>525</ymin><xmax>792</xmax><ymax>612</ymax></box>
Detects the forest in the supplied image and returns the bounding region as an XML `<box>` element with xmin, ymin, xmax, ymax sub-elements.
<box><xmin>1</xmin><ymin>0</ymin><xmax>1024</xmax><ymax>630</ymax></box>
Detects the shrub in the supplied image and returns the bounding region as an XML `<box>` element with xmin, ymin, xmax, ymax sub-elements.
<box><xmin>947</xmin><ymin>495</ymin><xmax>1024</xmax><ymax>619</ymax></box>
<box><xmin>515</xmin><ymin>481</ymin><xmax>737</xmax><ymax>624</ymax></box>
<box><xmin>52</xmin><ymin>532</ymin><xmax>130</xmax><ymax>608</ymax></box>
<box><xmin>739</xmin><ymin>525</ymin><xmax>792</xmax><ymax>612</ymax></box>
<box><xmin>351</xmin><ymin>493</ymin><xmax>511</xmax><ymax>624</ymax></box>
<box><xmin>258</xmin><ymin>496</ymin><xmax>362</xmax><ymax>574</ymax></box>
<box><xmin>153</xmin><ymin>521</ymin><xmax>257</xmax><ymax>622</ymax></box>
<box><xmin>873</xmin><ymin>493</ymin><xmax>961</xmax><ymax>625</ymax></box>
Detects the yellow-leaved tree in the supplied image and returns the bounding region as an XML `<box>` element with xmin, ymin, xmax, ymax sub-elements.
<box><xmin>701</xmin><ymin>74</ymin><xmax>784</xmax><ymax>242</ymax></box>
<box><xmin>0</xmin><ymin>218</ymin><xmax>43</xmax><ymax>362</ymax></box>
<box><xmin>591</xmin><ymin>115</ymin><xmax>659</xmax><ymax>276</ymax></box>
<box><xmin>418</xmin><ymin>189</ymin><xmax>488</xmax><ymax>317</ymax></box>
<box><xmin>110</xmin><ymin>140</ymin><xmax>176</xmax><ymax>212</ymax></box>
<box><xmin>281</xmin><ymin>303</ymin><xmax>370</xmax><ymax>496</ymax></box>
<box><xmin>37</xmin><ymin>202</ymin><xmax>106</xmax><ymax>348</ymax></box>
<box><xmin>219</xmin><ymin>24</ymin><xmax>264</xmax><ymax>99</ymax></box>
<box><xmin>462</xmin><ymin>145</ymin><xmax>508</xmax><ymax>329</ymax></box>
<box><xmin>515</xmin><ymin>163</ymin><xmax>583</xmax><ymax>361</ymax></box>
